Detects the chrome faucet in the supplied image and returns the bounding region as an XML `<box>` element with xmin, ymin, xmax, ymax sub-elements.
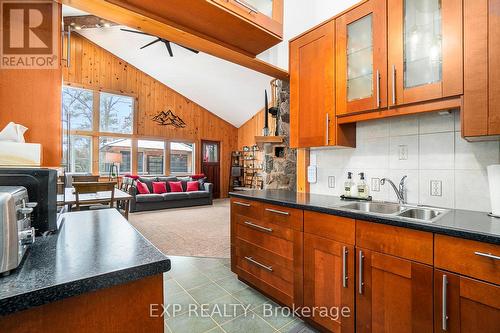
<box><xmin>381</xmin><ymin>176</ymin><xmax>407</xmax><ymax>205</ymax></box>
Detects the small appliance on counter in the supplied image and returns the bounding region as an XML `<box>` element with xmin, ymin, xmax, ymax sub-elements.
<box><xmin>0</xmin><ymin>186</ymin><xmax>37</xmax><ymax>275</ymax></box>
<box><xmin>0</xmin><ymin>168</ymin><xmax>57</xmax><ymax>234</ymax></box>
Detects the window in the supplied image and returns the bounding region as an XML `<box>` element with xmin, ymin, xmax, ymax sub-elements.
<box><xmin>62</xmin><ymin>135</ymin><xmax>92</xmax><ymax>173</ymax></box>
<box><xmin>170</xmin><ymin>142</ymin><xmax>194</xmax><ymax>174</ymax></box>
<box><xmin>137</xmin><ymin>140</ymin><xmax>165</xmax><ymax>175</ymax></box>
<box><xmin>99</xmin><ymin>92</ymin><xmax>133</xmax><ymax>134</ymax></box>
<box><xmin>202</xmin><ymin>142</ymin><xmax>219</xmax><ymax>163</ymax></box>
<box><xmin>98</xmin><ymin>137</ymin><xmax>132</xmax><ymax>175</ymax></box>
<box><xmin>62</xmin><ymin>86</ymin><xmax>93</xmax><ymax>131</ymax></box>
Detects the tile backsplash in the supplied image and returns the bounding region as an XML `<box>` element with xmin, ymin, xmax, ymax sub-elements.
<box><xmin>310</xmin><ymin>110</ymin><xmax>500</xmax><ymax>212</ymax></box>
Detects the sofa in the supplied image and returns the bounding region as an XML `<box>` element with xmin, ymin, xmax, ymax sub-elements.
<box><xmin>123</xmin><ymin>176</ymin><xmax>213</xmax><ymax>213</ymax></box>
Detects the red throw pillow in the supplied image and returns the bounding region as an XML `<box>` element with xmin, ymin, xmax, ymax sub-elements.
<box><xmin>190</xmin><ymin>174</ymin><xmax>206</xmax><ymax>180</ymax></box>
<box><xmin>124</xmin><ymin>174</ymin><xmax>140</xmax><ymax>180</ymax></box>
<box><xmin>152</xmin><ymin>182</ymin><xmax>167</xmax><ymax>194</ymax></box>
<box><xmin>186</xmin><ymin>181</ymin><xmax>199</xmax><ymax>192</ymax></box>
<box><xmin>136</xmin><ymin>181</ymin><xmax>150</xmax><ymax>194</ymax></box>
<box><xmin>169</xmin><ymin>181</ymin><xmax>183</xmax><ymax>192</ymax></box>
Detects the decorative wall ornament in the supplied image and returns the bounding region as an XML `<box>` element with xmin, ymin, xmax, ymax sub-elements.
<box><xmin>152</xmin><ymin>110</ymin><xmax>187</xmax><ymax>128</ymax></box>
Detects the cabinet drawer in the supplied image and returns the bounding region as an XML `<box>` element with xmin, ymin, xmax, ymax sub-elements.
<box><xmin>234</xmin><ymin>213</ymin><xmax>293</xmax><ymax>241</ymax></box>
<box><xmin>304</xmin><ymin>211</ymin><xmax>355</xmax><ymax>244</ymax></box>
<box><xmin>235</xmin><ymin>240</ymin><xmax>294</xmax><ymax>306</ymax></box>
<box><xmin>231</xmin><ymin>198</ymin><xmax>262</xmax><ymax>219</ymax></box>
<box><xmin>262</xmin><ymin>203</ymin><xmax>303</xmax><ymax>231</ymax></box>
<box><xmin>235</xmin><ymin>221</ymin><xmax>293</xmax><ymax>259</ymax></box>
<box><xmin>435</xmin><ymin>235</ymin><xmax>500</xmax><ymax>285</ymax></box>
<box><xmin>356</xmin><ymin>220</ymin><xmax>434</xmax><ymax>265</ymax></box>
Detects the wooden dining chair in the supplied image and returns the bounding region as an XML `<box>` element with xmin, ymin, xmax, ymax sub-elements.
<box><xmin>72</xmin><ymin>175</ymin><xmax>100</xmax><ymax>183</ymax></box>
<box><xmin>73</xmin><ymin>181</ymin><xmax>117</xmax><ymax>211</ymax></box>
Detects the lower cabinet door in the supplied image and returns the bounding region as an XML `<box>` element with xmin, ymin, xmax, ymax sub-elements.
<box><xmin>303</xmin><ymin>233</ymin><xmax>355</xmax><ymax>332</ymax></box>
<box><xmin>356</xmin><ymin>248</ymin><xmax>433</xmax><ymax>333</ymax></box>
<box><xmin>434</xmin><ymin>269</ymin><xmax>500</xmax><ymax>333</ymax></box>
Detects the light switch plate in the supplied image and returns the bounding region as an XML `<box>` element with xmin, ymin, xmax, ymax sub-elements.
<box><xmin>328</xmin><ymin>176</ymin><xmax>335</xmax><ymax>188</ymax></box>
<box><xmin>430</xmin><ymin>180</ymin><xmax>442</xmax><ymax>196</ymax></box>
<box><xmin>398</xmin><ymin>145</ymin><xmax>408</xmax><ymax>160</ymax></box>
<box><xmin>307</xmin><ymin>165</ymin><xmax>317</xmax><ymax>183</ymax></box>
<box><xmin>371</xmin><ymin>178</ymin><xmax>380</xmax><ymax>192</ymax></box>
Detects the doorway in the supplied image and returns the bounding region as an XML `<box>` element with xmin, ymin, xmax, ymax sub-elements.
<box><xmin>201</xmin><ymin>140</ymin><xmax>221</xmax><ymax>198</ymax></box>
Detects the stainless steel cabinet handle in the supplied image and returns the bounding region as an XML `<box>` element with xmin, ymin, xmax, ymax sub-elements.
<box><xmin>474</xmin><ymin>251</ymin><xmax>500</xmax><ymax>260</ymax></box>
<box><xmin>392</xmin><ymin>65</ymin><xmax>396</xmax><ymax>105</ymax></box>
<box><xmin>62</xmin><ymin>26</ymin><xmax>71</xmax><ymax>67</ymax></box>
<box><xmin>245</xmin><ymin>256</ymin><xmax>273</xmax><ymax>272</ymax></box>
<box><xmin>244</xmin><ymin>221</ymin><xmax>273</xmax><ymax>233</ymax></box>
<box><xmin>442</xmin><ymin>274</ymin><xmax>448</xmax><ymax>331</ymax></box>
<box><xmin>358</xmin><ymin>250</ymin><xmax>364</xmax><ymax>295</ymax></box>
<box><xmin>376</xmin><ymin>69</ymin><xmax>380</xmax><ymax>108</ymax></box>
<box><xmin>265</xmin><ymin>208</ymin><xmax>290</xmax><ymax>216</ymax></box>
<box><xmin>325</xmin><ymin>113</ymin><xmax>330</xmax><ymax>145</ymax></box>
<box><xmin>234</xmin><ymin>0</ymin><xmax>258</xmax><ymax>13</ymax></box>
<box><xmin>342</xmin><ymin>246</ymin><xmax>348</xmax><ymax>288</ymax></box>
<box><xmin>234</xmin><ymin>201</ymin><xmax>250</xmax><ymax>207</ymax></box>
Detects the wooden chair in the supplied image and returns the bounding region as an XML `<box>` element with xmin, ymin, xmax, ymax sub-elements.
<box><xmin>72</xmin><ymin>175</ymin><xmax>100</xmax><ymax>183</ymax></box>
<box><xmin>73</xmin><ymin>181</ymin><xmax>117</xmax><ymax>211</ymax></box>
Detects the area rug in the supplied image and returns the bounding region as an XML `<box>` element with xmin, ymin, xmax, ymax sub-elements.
<box><xmin>128</xmin><ymin>199</ymin><xmax>230</xmax><ymax>258</ymax></box>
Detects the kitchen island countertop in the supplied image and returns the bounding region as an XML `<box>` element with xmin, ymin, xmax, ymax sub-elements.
<box><xmin>0</xmin><ymin>209</ymin><xmax>170</xmax><ymax>315</ymax></box>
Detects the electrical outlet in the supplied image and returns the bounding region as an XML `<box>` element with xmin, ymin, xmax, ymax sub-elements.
<box><xmin>328</xmin><ymin>176</ymin><xmax>335</xmax><ymax>188</ymax></box>
<box><xmin>430</xmin><ymin>180</ymin><xmax>442</xmax><ymax>197</ymax></box>
<box><xmin>371</xmin><ymin>178</ymin><xmax>380</xmax><ymax>192</ymax></box>
<box><xmin>398</xmin><ymin>145</ymin><xmax>408</xmax><ymax>160</ymax></box>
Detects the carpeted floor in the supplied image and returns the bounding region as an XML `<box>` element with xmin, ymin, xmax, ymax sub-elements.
<box><xmin>128</xmin><ymin>199</ymin><xmax>230</xmax><ymax>258</ymax></box>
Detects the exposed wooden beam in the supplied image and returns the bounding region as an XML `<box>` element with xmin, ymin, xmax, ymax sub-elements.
<box><xmin>63</xmin><ymin>15</ymin><xmax>118</xmax><ymax>29</ymax></box>
<box><xmin>58</xmin><ymin>0</ymin><xmax>289</xmax><ymax>79</ymax></box>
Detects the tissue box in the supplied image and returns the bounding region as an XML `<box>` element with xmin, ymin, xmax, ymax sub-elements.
<box><xmin>0</xmin><ymin>142</ymin><xmax>42</xmax><ymax>166</ymax></box>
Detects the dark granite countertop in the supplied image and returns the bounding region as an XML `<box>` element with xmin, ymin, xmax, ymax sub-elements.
<box><xmin>229</xmin><ymin>190</ymin><xmax>500</xmax><ymax>245</ymax></box>
<box><xmin>0</xmin><ymin>209</ymin><xmax>170</xmax><ymax>315</ymax></box>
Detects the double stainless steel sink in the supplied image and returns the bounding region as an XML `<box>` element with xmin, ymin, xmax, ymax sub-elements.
<box><xmin>340</xmin><ymin>201</ymin><xmax>448</xmax><ymax>222</ymax></box>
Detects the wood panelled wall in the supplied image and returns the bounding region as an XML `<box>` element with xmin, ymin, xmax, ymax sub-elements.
<box><xmin>64</xmin><ymin>33</ymin><xmax>238</xmax><ymax>197</ymax></box>
<box><xmin>0</xmin><ymin>5</ymin><xmax>62</xmax><ymax>167</ymax></box>
<box><xmin>237</xmin><ymin>109</ymin><xmax>277</xmax><ymax>149</ymax></box>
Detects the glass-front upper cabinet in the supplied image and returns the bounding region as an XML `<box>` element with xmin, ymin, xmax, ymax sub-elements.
<box><xmin>388</xmin><ymin>0</ymin><xmax>463</xmax><ymax>106</ymax></box>
<box><xmin>336</xmin><ymin>0</ymin><xmax>387</xmax><ymax>115</ymax></box>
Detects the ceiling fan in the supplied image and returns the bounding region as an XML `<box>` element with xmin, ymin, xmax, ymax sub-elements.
<box><xmin>120</xmin><ymin>28</ymin><xmax>199</xmax><ymax>57</ymax></box>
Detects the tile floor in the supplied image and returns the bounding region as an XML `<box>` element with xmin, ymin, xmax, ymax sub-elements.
<box><xmin>163</xmin><ymin>256</ymin><xmax>320</xmax><ymax>333</ymax></box>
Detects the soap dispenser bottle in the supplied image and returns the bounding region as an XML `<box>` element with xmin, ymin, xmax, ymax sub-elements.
<box><xmin>344</xmin><ymin>172</ymin><xmax>355</xmax><ymax>197</ymax></box>
<box><xmin>357</xmin><ymin>172</ymin><xmax>369</xmax><ymax>198</ymax></box>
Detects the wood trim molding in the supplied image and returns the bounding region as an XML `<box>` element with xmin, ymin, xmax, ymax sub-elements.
<box><xmin>296</xmin><ymin>148</ymin><xmax>310</xmax><ymax>193</ymax></box>
<box><xmin>337</xmin><ymin>97</ymin><xmax>462</xmax><ymax>124</ymax></box>
<box><xmin>57</xmin><ymin>0</ymin><xmax>288</xmax><ymax>79</ymax></box>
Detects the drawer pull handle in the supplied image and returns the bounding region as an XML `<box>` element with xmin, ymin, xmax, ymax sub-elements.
<box><xmin>474</xmin><ymin>251</ymin><xmax>500</xmax><ymax>260</ymax></box>
<box><xmin>442</xmin><ymin>274</ymin><xmax>448</xmax><ymax>331</ymax></box>
<box><xmin>265</xmin><ymin>208</ymin><xmax>290</xmax><ymax>216</ymax></box>
<box><xmin>358</xmin><ymin>250</ymin><xmax>364</xmax><ymax>295</ymax></box>
<box><xmin>244</xmin><ymin>221</ymin><xmax>273</xmax><ymax>233</ymax></box>
<box><xmin>234</xmin><ymin>201</ymin><xmax>251</xmax><ymax>207</ymax></box>
<box><xmin>342</xmin><ymin>246</ymin><xmax>348</xmax><ymax>288</ymax></box>
<box><xmin>245</xmin><ymin>256</ymin><xmax>273</xmax><ymax>272</ymax></box>
<box><xmin>233</xmin><ymin>0</ymin><xmax>258</xmax><ymax>13</ymax></box>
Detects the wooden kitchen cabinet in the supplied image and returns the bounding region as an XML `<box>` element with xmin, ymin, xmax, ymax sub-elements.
<box><xmin>434</xmin><ymin>270</ymin><xmax>500</xmax><ymax>333</ymax></box>
<box><xmin>336</xmin><ymin>0</ymin><xmax>387</xmax><ymax>115</ymax></box>
<box><xmin>212</xmin><ymin>0</ymin><xmax>283</xmax><ymax>38</ymax></box>
<box><xmin>304</xmin><ymin>234</ymin><xmax>355</xmax><ymax>332</ymax></box>
<box><xmin>356</xmin><ymin>248</ymin><xmax>434</xmax><ymax>333</ymax></box>
<box><xmin>462</xmin><ymin>0</ymin><xmax>500</xmax><ymax>139</ymax></box>
<box><xmin>290</xmin><ymin>20</ymin><xmax>356</xmax><ymax>148</ymax></box>
<box><xmin>387</xmin><ymin>0</ymin><xmax>463</xmax><ymax>107</ymax></box>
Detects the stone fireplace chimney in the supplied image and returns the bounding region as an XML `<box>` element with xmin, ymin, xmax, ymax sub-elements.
<box><xmin>261</xmin><ymin>80</ymin><xmax>296</xmax><ymax>191</ymax></box>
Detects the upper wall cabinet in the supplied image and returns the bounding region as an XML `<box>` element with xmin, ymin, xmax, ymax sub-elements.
<box><xmin>336</xmin><ymin>0</ymin><xmax>387</xmax><ymax>115</ymax></box>
<box><xmin>387</xmin><ymin>0</ymin><xmax>463</xmax><ymax>107</ymax></box>
<box><xmin>462</xmin><ymin>0</ymin><xmax>500</xmax><ymax>139</ymax></box>
<box><xmin>105</xmin><ymin>0</ymin><xmax>283</xmax><ymax>55</ymax></box>
<box><xmin>290</xmin><ymin>21</ymin><xmax>356</xmax><ymax>148</ymax></box>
